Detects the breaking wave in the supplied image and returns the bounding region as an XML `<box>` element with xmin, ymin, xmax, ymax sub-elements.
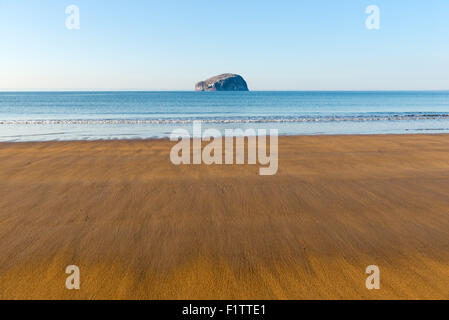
<box><xmin>1</xmin><ymin>113</ymin><xmax>449</xmax><ymax>125</ymax></box>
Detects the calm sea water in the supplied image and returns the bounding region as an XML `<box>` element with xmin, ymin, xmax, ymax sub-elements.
<box><xmin>0</xmin><ymin>91</ymin><xmax>449</xmax><ymax>141</ymax></box>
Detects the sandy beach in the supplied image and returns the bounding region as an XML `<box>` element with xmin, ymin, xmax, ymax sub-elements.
<box><xmin>0</xmin><ymin>134</ymin><xmax>448</xmax><ymax>299</ymax></box>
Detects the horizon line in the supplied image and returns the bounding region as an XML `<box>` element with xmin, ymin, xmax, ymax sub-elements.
<box><xmin>1</xmin><ymin>89</ymin><xmax>449</xmax><ymax>93</ymax></box>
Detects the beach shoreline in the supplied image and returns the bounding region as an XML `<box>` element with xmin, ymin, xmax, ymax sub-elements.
<box><xmin>0</xmin><ymin>134</ymin><xmax>448</xmax><ymax>299</ymax></box>
<box><xmin>2</xmin><ymin>131</ymin><xmax>449</xmax><ymax>144</ymax></box>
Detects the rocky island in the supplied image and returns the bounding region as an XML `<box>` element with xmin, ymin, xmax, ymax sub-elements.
<box><xmin>195</xmin><ymin>73</ymin><xmax>249</xmax><ymax>91</ymax></box>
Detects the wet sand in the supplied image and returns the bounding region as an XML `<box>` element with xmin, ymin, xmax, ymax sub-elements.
<box><xmin>0</xmin><ymin>134</ymin><xmax>448</xmax><ymax>299</ymax></box>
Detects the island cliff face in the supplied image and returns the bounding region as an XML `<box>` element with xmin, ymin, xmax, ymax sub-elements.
<box><xmin>195</xmin><ymin>73</ymin><xmax>249</xmax><ymax>91</ymax></box>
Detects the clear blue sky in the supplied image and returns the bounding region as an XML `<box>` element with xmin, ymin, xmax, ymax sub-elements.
<box><xmin>1</xmin><ymin>0</ymin><xmax>448</xmax><ymax>90</ymax></box>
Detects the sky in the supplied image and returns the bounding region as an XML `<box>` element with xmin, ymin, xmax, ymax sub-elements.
<box><xmin>1</xmin><ymin>0</ymin><xmax>448</xmax><ymax>91</ymax></box>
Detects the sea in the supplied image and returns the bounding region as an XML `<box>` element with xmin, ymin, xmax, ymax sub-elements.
<box><xmin>0</xmin><ymin>91</ymin><xmax>448</xmax><ymax>142</ymax></box>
